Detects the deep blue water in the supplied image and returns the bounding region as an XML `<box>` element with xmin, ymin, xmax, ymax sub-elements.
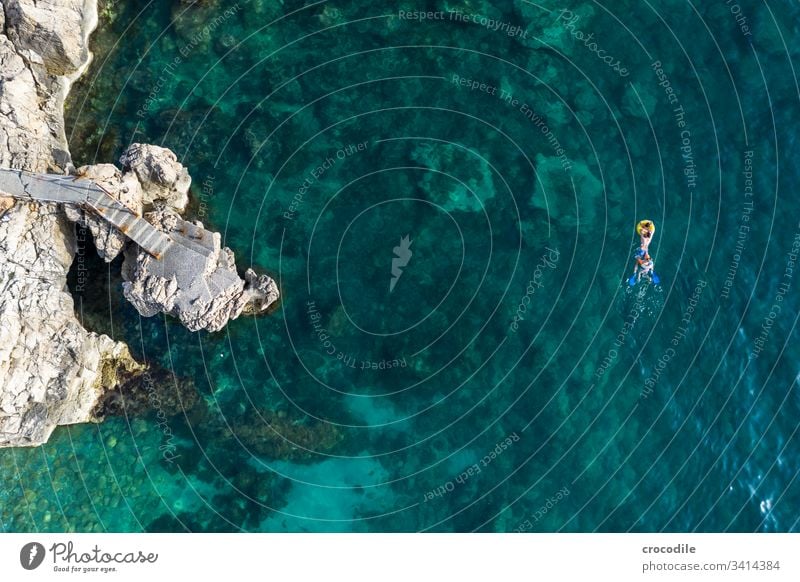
<box><xmin>2</xmin><ymin>0</ymin><xmax>800</xmax><ymax>532</ymax></box>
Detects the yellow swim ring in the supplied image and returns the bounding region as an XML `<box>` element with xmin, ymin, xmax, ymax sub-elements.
<box><xmin>636</xmin><ymin>220</ymin><xmax>655</xmax><ymax>236</ymax></box>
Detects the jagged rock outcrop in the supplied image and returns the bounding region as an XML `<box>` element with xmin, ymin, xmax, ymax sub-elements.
<box><xmin>242</xmin><ymin>267</ymin><xmax>280</xmax><ymax>314</ymax></box>
<box><xmin>63</xmin><ymin>163</ymin><xmax>144</xmax><ymax>261</ymax></box>
<box><xmin>121</xmin><ymin>207</ymin><xmax>279</xmax><ymax>332</ymax></box>
<box><xmin>0</xmin><ymin>0</ymin><xmax>280</xmax><ymax>446</ymax></box>
<box><xmin>3</xmin><ymin>0</ymin><xmax>93</xmax><ymax>76</ymax></box>
<box><xmin>63</xmin><ymin>141</ymin><xmax>281</xmax><ymax>330</ymax></box>
<box><xmin>0</xmin><ymin>32</ymin><xmax>57</xmax><ymax>172</ymax></box>
<box><xmin>0</xmin><ymin>0</ymin><xmax>142</xmax><ymax>448</ymax></box>
<box><xmin>0</xmin><ymin>202</ymin><xmax>144</xmax><ymax>445</ymax></box>
<box><xmin>119</xmin><ymin>143</ymin><xmax>191</xmax><ymax>212</ymax></box>
<box><xmin>0</xmin><ymin>0</ymin><xmax>92</xmax><ymax>173</ymax></box>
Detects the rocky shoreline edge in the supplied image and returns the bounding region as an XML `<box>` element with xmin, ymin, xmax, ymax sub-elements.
<box><xmin>0</xmin><ymin>0</ymin><xmax>278</xmax><ymax>447</ymax></box>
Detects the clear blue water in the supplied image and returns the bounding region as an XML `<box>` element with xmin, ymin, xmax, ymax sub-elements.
<box><xmin>2</xmin><ymin>0</ymin><xmax>800</xmax><ymax>532</ymax></box>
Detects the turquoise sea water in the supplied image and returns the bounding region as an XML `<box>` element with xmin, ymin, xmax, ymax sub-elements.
<box><xmin>3</xmin><ymin>0</ymin><xmax>800</xmax><ymax>532</ymax></box>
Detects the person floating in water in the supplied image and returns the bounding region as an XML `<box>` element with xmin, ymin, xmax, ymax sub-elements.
<box><xmin>629</xmin><ymin>220</ymin><xmax>660</xmax><ymax>286</ymax></box>
<box><xmin>638</xmin><ymin>219</ymin><xmax>654</xmax><ymax>252</ymax></box>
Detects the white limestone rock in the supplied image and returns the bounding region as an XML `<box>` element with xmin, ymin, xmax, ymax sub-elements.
<box><xmin>63</xmin><ymin>163</ymin><xmax>144</xmax><ymax>261</ymax></box>
<box><xmin>0</xmin><ymin>0</ymin><xmax>279</xmax><ymax>448</ymax></box>
<box><xmin>3</xmin><ymin>0</ymin><xmax>92</xmax><ymax>76</ymax></box>
<box><xmin>119</xmin><ymin>143</ymin><xmax>191</xmax><ymax>212</ymax></box>
<box><xmin>0</xmin><ymin>202</ymin><xmax>143</xmax><ymax>447</ymax></box>
<box><xmin>242</xmin><ymin>268</ymin><xmax>280</xmax><ymax>314</ymax></box>
<box><xmin>121</xmin><ymin>207</ymin><xmax>280</xmax><ymax>332</ymax></box>
<box><xmin>0</xmin><ymin>0</ymin><xmax>143</xmax><ymax>448</ymax></box>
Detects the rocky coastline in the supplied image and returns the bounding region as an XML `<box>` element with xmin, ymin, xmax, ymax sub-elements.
<box><xmin>0</xmin><ymin>0</ymin><xmax>278</xmax><ymax>447</ymax></box>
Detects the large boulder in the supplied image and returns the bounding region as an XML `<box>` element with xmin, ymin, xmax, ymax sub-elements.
<box><xmin>119</xmin><ymin>143</ymin><xmax>191</xmax><ymax>212</ymax></box>
<box><xmin>3</xmin><ymin>0</ymin><xmax>93</xmax><ymax>76</ymax></box>
<box><xmin>0</xmin><ymin>35</ymin><xmax>54</xmax><ymax>172</ymax></box>
<box><xmin>242</xmin><ymin>268</ymin><xmax>280</xmax><ymax>314</ymax></box>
